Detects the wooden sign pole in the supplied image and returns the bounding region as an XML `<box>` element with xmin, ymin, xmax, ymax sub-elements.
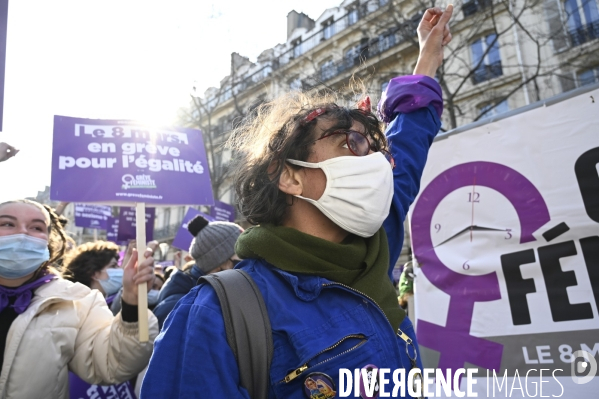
<box><xmin>135</xmin><ymin>202</ymin><xmax>149</xmax><ymax>342</ymax></box>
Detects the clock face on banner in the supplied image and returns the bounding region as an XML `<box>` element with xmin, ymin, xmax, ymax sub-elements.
<box><xmin>423</xmin><ymin>162</ymin><xmax>546</xmax><ymax>277</ymax></box>
<box><xmin>411</xmin><ymin>161</ymin><xmax>550</xmax><ymax>292</ymax></box>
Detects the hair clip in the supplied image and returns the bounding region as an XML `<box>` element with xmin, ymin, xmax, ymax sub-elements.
<box><xmin>356</xmin><ymin>96</ymin><xmax>371</xmax><ymax>112</ymax></box>
<box><xmin>302</xmin><ymin>107</ymin><xmax>327</xmax><ymax>125</ymax></box>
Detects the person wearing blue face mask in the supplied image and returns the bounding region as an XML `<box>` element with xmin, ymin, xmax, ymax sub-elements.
<box><xmin>62</xmin><ymin>241</ymin><xmax>142</xmax><ymax>399</ymax></box>
<box><xmin>62</xmin><ymin>241</ymin><xmax>124</xmax><ymax>302</ymax></box>
<box><xmin>0</xmin><ymin>199</ymin><xmax>159</xmax><ymax>399</ymax></box>
<box><xmin>109</xmin><ymin>239</ymin><xmax>161</xmax><ymax>318</ymax></box>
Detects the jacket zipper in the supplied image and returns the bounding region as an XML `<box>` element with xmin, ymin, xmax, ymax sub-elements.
<box><xmin>322</xmin><ymin>282</ymin><xmax>412</xmax><ymax>344</ymax></box>
<box><xmin>323</xmin><ymin>283</ymin><xmax>423</xmax><ymax>399</ymax></box>
<box><xmin>282</xmin><ymin>334</ymin><xmax>367</xmax><ymax>383</ymax></box>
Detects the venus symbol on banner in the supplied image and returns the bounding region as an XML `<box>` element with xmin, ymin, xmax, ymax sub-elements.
<box><xmin>411</xmin><ymin>161</ymin><xmax>551</xmax><ymax>386</ymax></box>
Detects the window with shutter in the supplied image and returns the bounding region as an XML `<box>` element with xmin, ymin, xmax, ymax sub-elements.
<box><xmin>577</xmin><ymin>67</ymin><xmax>599</xmax><ymax>85</ymax></box>
<box><xmin>471</xmin><ymin>34</ymin><xmax>503</xmax><ymax>84</ymax></box>
<box><xmin>563</xmin><ymin>0</ymin><xmax>599</xmax><ymax>46</ymax></box>
<box><xmin>558</xmin><ymin>72</ymin><xmax>578</xmax><ymax>92</ymax></box>
<box><xmin>478</xmin><ymin>100</ymin><xmax>509</xmax><ymax>119</ymax></box>
<box><xmin>320</xmin><ymin>59</ymin><xmax>336</xmax><ymax>81</ymax></box>
<box><xmin>289</xmin><ymin>77</ymin><xmax>303</xmax><ymax>91</ymax></box>
<box><xmin>323</xmin><ymin>19</ymin><xmax>335</xmax><ymax>40</ymax></box>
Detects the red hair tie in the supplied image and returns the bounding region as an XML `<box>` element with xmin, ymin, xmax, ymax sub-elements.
<box><xmin>356</xmin><ymin>96</ymin><xmax>371</xmax><ymax>112</ymax></box>
<box><xmin>302</xmin><ymin>107</ymin><xmax>327</xmax><ymax>124</ymax></box>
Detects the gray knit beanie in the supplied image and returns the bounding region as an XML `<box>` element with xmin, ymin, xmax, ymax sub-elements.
<box><xmin>187</xmin><ymin>215</ymin><xmax>243</xmax><ymax>273</ymax></box>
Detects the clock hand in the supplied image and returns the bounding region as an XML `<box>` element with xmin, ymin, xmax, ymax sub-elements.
<box><xmin>470</xmin><ymin>177</ymin><xmax>476</xmax><ymax>242</ymax></box>
<box><xmin>472</xmin><ymin>226</ymin><xmax>507</xmax><ymax>232</ymax></box>
<box><xmin>435</xmin><ymin>225</ymin><xmax>472</xmax><ymax>247</ymax></box>
<box><xmin>434</xmin><ymin>225</ymin><xmax>508</xmax><ymax>247</ymax></box>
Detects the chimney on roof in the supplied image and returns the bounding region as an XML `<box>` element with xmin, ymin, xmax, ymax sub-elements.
<box><xmin>287</xmin><ymin>10</ymin><xmax>315</xmax><ymax>39</ymax></box>
<box><xmin>231</xmin><ymin>52</ymin><xmax>252</xmax><ymax>71</ymax></box>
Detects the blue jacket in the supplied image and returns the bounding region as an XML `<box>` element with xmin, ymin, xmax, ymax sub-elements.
<box><xmin>152</xmin><ymin>265</ymin><xmax>203</xmax><ymax>328</ymax></box>
<box><xmin>142</xmin><ymin>80</ymin><xmax>441</xmax><ymax>399</ymax></box>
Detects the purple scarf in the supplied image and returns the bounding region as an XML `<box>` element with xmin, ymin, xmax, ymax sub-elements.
<box><xmin>0</xmin><ymin>273</ymin><xmax>57</xmax><ymax>314</ymax></box>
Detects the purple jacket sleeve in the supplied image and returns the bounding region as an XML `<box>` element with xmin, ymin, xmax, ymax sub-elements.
<box><xmin>380</xmin><ymin>75</ymin><xmax>443</xmax><ymax>280</ymax></box>
<box><xmin>378</xmin><ymin>74</ymin><xmax>443</xmax><ymax>122</ymax></box>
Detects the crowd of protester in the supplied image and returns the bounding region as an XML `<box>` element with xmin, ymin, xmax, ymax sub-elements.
<box><xmin>0</xmin><ymin>5</ymin><xmax>452</xmax><ymax>398</ymax></box>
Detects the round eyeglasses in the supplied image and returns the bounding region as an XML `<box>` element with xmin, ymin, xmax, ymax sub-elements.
<box><xmin>315</xmin><ymin>130</ymin><xmax>395</xmax><ymax>168</ymax></box>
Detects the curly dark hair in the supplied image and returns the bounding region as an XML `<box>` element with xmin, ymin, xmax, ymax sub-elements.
<box><xmin>227</xmin><ymin>90</ymin><xmax>387</xmax><ymax>225</ymax></box>
<box><xmin>62</xmin><ymin>241</ymin><xmax>120</xmax><ymax>287</ymax></box>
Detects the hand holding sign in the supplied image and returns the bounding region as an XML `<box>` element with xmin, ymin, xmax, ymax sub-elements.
<box><xmin>121</xmin><ymin>247</ymin><xmax>156</xmax><ymax>306</ymax></box>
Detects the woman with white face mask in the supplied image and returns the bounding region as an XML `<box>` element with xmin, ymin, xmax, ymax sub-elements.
<box><xmin>143</xmin><ymin>6</ymin><xmax>453</xmax><ymax>399</ymax></box>
<box><xmin>0</xmin><ymin>199</ymin><xmax>159</xmax><ymax>399</ymax></box>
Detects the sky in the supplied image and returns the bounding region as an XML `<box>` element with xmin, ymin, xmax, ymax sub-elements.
<box><xmin>0</xmin><ymin>0</ymin><xmax>343</xmax><ymax>202</ymax></box>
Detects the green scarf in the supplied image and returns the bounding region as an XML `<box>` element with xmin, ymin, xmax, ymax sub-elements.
<box><xmin>235</xmin><ymin>224</ymin><xmax>405</xmax><ymax>332</ymax></box>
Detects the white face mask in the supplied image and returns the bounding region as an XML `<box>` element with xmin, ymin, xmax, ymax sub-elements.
<box><xmin>287</xmin><ymin>152</ymin><xmax>393</xmax><ymax>237</ymax></box>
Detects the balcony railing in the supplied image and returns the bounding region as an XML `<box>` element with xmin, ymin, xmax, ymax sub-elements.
<box><xmin>472</xmin><ymin>61</ymin><xmax>503</xmax><ymax>84</ymax></box>
<box><xmin>302</xmin><ymin>26</ymin><xmax>416</xmax><ymax>87</ymax></box>
<box><xmin>568</xmin><ymin>21</ymin><xmax>599</xmax><ymax>48</ymax></box>
<box><xmin>205</xmin><ymin>65</ymin><xmax>274</xmax><ymax>108</ymax></box>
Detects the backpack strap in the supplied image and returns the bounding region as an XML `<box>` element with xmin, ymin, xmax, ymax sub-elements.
<box><xmin>198</xmin><ymin>269</ymin><xmax>273</xmax><ymax>399</ymax></box>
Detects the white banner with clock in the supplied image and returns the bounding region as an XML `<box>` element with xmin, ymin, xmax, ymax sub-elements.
<box><xmin>409</xmin><ymin>86</ymin><xmax>599</xmax><ymax>398</ymax></box>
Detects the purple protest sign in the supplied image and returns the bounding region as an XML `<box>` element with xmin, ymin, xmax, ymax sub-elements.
<box><xmin>69</xmin><ymin>371</ymin><xmax>136</xmax><ymax>399</ymax></box>
<box><xmin>74</xmin><ymin>203</ymin><xmax>112</xmax><ymax>229</ymax></box>
<box><xmin>0</xmin><ymin>1</ymin><xmax>8</xmax><ymax>131</ymax></box>
<box><xmin>171</xmin><ymin>207</ymin><xmax>214</xmax><ymax>250</ymax></box>
<box><xmin>117</xmin><ymin>206</ymin><xmax>155</xmax><ymax>243</ymax></box>
<box><xmin>210</xmin><ymin>200</ymin><xmax>236</xmax><ymax>222</ymax></box>
<box><xmin>105</xmin><ymin>216</ymin><xmax>121</xmax><ymax>244</ymax></box>
<box><xmin>50</xmin><ymin>115</ymin><xmax>214</xmax><ymax>206</ymax></box>
<box><xmin>156</xmin><ymin>260</ymin><xmax>175</xmax><ymax>269</ymax></box>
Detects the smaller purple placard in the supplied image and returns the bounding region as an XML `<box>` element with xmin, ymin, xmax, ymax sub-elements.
<box><xmin>210</xmin><ymin>200</ymin><xmax>235</xmax><ymax>222</ymax></box>
<box><xmin>105</xmin><ymin>217</ymin><xmax>121</xmax><ymax>244</ymax></box>
<box><xmin>116</xmin><ymin>206</ymin><xmax>155</xmax><ymax>243</ymax></box>
<box><xmin>171</xmin><ymin>207</ymin><xmax>214</xmax><ymax>250</ymax></box>
<box><xmin>74</xmin><ymin>203</ymin><xmax>112</xmax><ymax>229</ymax></box>
<box><xmin>69</xmin><ymin>371</ymin><xmax>136</xmax><ymax>399</ymax></box>
<box><xmin>156</xmin><ymin>260</ymin><xmax>175</xmax><ymax>270</ymax></box>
